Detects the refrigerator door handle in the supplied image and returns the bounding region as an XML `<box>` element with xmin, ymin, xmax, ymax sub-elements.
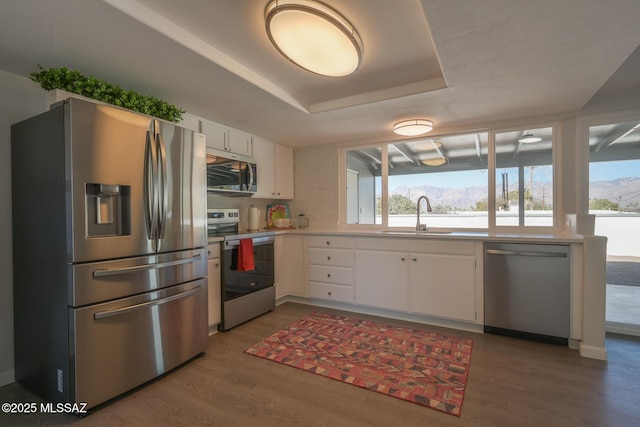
<box><xmin>93</xmin><ymin>286</ymin><xmax>202</xmax><ymax>320</ymax></box>
<box><xmin>144</xmin><ymin>130</ymin><xmax>159</xmax><ymax>246</ymax></box>
<box><xmin>92</xmin><ymin>254</ymin><xmax>202</xmax><ymax>277</ymax></box>
<box><xmin>155</xmin><ymin>125</ymin><xmax>168</xmax><ymax>243</ymax></box>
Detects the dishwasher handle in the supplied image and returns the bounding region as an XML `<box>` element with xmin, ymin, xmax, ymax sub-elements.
<box><xmin>486</xmin><ymin>248</ymin><xmax>567</xmax><ymax>258</ymax></box>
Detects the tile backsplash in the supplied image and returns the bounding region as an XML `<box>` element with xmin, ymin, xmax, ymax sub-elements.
<box><xmin>289</xmin><ymin>146</ymin><xmax>340</xmax><ymax>229</ymax></box>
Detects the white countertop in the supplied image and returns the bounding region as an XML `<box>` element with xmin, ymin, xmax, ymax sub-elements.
<box><xmin>269</xmin><ymin>227</ymin><xmax>586</xmax><ymax>244</ymax></box>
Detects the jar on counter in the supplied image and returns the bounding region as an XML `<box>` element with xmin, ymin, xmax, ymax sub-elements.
<box><xmin>297</xmin><ymin>213</ymin><xmax>308</xmax><ymax>228</ymax></box>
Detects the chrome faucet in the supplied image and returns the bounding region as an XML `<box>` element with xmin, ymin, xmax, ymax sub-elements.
<box><xmin>416</xmin><ymin>195</ymin><xmax>433</xmax><ymax>231</ymax></box>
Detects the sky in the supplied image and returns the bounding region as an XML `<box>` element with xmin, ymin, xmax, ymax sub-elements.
<box><xmin>589</xmin><ymin>159</ymin><xmax>640</xmax><ymax>182</ymax></box>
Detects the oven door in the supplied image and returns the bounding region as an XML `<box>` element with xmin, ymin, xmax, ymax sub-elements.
<box><xmin>221</xmin><ymin>236</ymin><xmax>274</xmax><ymax>301</ymax></box>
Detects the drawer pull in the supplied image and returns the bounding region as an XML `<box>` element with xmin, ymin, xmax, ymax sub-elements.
<box><xmin>328</xmin><ymin>291</ymin><xmax>332</xmax><ymax>296</ymax></box>
<box><xmin>327</xmin><ymin>273</ymin><xmax>331</xmax><ymax>278</ymax></box>
<box><xmin>327</xmin><ymin>256</ymin><xmax>331</xmax><ymax>260</ymax></box>
<box><xmin>412</xmin><ymin>257</ymin><xmax>417</xmax><ymax>262</ymax></box>
<box><xmin>401</xmin><ymin>256</ymin><xmax>406</xmax><ymax>261</ymax></box>
<box><xmin>326</xmin><ymin>241</ymin><xmax>330</xmax><ymax>245</ymax></box>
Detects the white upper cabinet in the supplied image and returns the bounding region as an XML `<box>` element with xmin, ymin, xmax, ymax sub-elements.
<box><xmin>228</xmin><ymin>129</ymin><xmax>252</xmax><ymax>157</ymax></box>
<box><xmin>199</xmin><ymin>119</ymin><xmax>252</xmax><ymax>157</ymax></box>
<box><xmin>274</xmin><ymin>143</ymin><xmax>294</xmax><ymax>199</ymax></box>
<box><xmin>252</xmin><ymin>135</ymin><xmax>294</xmax><ymax>199</ymax></box>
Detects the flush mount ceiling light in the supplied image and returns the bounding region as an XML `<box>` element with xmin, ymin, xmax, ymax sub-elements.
<box><xmin>518</xmin><ymin>132</ymin><xmax>542</xmax><ymax>143</ymax></box>
<box><xmin>265</xmin><ymin>0</ymin><xmax>363</xmax><ymax>77</ymax></box>
<box><xmin>393</xmin><ymin>119</ymin><xmax>434</xmax><ymax>136</ymax></box>
<box><xmin>422</xmin><ymin>157</ymin><xmax>447</xmax><ymax>166</ymax></box>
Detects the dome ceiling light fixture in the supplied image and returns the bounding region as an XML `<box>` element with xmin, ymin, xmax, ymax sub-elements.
<box><xmin>393</xmin><ymin>119</ymin><xmax>434</xmax><ymax>136</ymax></box>
<box><xmin>264</xmin><ymin>0</ymin><xmax>363</xmax><ymax>77</ymax></box>
<box><xmin>421</xmin><ymin>157</ymin><xmax>447</xmax><ymax>167</ymax></box>
<box><xmin>518</xmin><ymin>132</ymin><xmax>542</xmax><ymax>143</ymax></box>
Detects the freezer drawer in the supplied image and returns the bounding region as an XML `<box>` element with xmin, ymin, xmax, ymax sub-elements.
<box><xmin>69</xmin><ymin>248</ymin><xmax>207</xmax><ymax>306</ymax></box>
<box><xmin>484</xmin><ymin>243</ymin><xmax>570</xmax><ymax>344</ymax></box>
<box><xmin>70</xmin><ymin>280</ymin><xmax>208</xmax><ymax>409</ymax></box>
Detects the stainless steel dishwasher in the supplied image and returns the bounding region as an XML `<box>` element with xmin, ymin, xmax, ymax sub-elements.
<box><xmin>484</xmin><ymin>242</ymin><xmax>570</xmax><ymax>345</ymax></box>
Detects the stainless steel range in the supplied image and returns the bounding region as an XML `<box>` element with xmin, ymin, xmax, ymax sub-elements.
<box><xmin>208</xmin><ymin>209</ymin><xmax>275</xmax><ymax>330</ymax></box>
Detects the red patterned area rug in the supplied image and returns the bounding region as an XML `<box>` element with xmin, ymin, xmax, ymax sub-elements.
<box><xmin>244</xmin><ymin>312</ymin><xmax>473</xmax><ymax>416</ymax></box>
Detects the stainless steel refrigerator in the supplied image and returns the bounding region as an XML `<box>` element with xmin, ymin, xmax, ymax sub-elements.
<box><xmin>11</xmin><ymin>98</ymin><xmax>208</xmax><ymax>410</ymax></box>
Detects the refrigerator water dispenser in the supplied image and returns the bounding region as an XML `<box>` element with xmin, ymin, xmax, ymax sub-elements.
<box><xmin>85</xmin><ymin>183</ymin><xmax>131</xmax><ymax>237</ymax></box>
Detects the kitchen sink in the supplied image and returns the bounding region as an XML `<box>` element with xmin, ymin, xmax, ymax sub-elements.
<box><xmin>376</xmin><ymin>230</ymin><xmax>453</xmax><ymax>235</ymax></box>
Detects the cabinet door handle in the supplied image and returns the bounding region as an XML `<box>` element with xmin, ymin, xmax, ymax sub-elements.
<box><xmin>412</xmin><ymin>257</ymin><xmax>417</xmax><ymax>262</ymax></box>
<box><xmin>326</xmin><ymin>241</ymin><xmax>330</xmax><ymax>245</ymax></box>
<box><xmin>327</xmin><ymin>256</ymin><xmax>331</xmax><ymax>260</ymax></box>
<box><xmin>401</xmin><ymin>257</ymin><xmax>406</xmax><ymax>261</ymax></box>
<box><xmin>327</xmin><ymin>273</ymin><xmax>331</xmax><ymax>278</ymax></box>
<box><xmin>328</xmin><ymin>291</ymin><xmax>332</xmax><ymax>296</ymax></box>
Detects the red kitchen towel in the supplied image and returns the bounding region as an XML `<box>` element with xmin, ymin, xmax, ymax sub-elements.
<box><xmin>238</xmin><ymin>239</ymin><xmax>255</xmax><ymax>271</ymax></box>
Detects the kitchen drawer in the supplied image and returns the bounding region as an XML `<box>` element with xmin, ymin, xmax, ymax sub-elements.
<box><xmin>308</xmin><ymin>236</ymin><xmax>354</xmax><ymax>249</ymax></box>
<box><xmin>71</xmin><ymin>280</ymin><xmax>208</xmax><ymax>408</ymax></box>
<box><xmin>308</xmin><ymin>265</ymin><xmax>353</xmax><ymax>285</ymax></box>
<box><xmin>308</xmin><ymin>248</ymin><xmax>353</xmax><ymax>267</ymax></box>
<box><xmin>309</xmin><ymin>282</ymin><xmax>353</xmax><ymax>303</ymax></box>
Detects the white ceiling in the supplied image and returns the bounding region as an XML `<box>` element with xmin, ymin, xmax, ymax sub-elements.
<box><xmin>1</xmin><ymin>0</ymin><xmax>639</xmax><ymax>148</ymax></box>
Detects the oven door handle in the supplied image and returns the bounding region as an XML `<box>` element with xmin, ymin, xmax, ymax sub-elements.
<box><xmin>93</xmin><ymin>286</ymin><xmax>202</xmax><ymax>320</ymax></box>
<box><xmin>224</xmin><ymin>236</ymin><xmax>274</xmax><ymax>249</ymax></box>
<box><xmin>92</xmin><ymin>254</ymin><xmax>202</xmax><ymax>277</ymax></box>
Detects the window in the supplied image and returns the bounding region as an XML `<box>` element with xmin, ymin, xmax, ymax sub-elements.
<box><xmin>586</xmin><ymin>117</ymin><xmax>640</xmax><ymax>332</ymax></box>
<box><xmin>346</xmin><ymin>147</ymin><xmax>382</xmax><ymax>225</ymax></box>
<box><xmin>344</xmin><ymin>124</ymin><xmax>558</xmax><ymax>231</ymax></box>
<box><xmin>494</xmin><ymin>126</ymin><xmax>554</xmax><ymax>227</ymax></box>
<box><xmin>345</xmin><ymin>132</ymin><xmax>489</xmax><ymax>229</ymax></box>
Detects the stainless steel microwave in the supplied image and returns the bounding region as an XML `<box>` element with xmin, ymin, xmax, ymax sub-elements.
<box><xmin>206</xmin><ymin>148</ymin><xmax>257</xmax><ymax>196</ymax></box>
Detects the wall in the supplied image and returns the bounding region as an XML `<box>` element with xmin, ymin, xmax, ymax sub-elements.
<box><xmin>0</xmin><ymin>71</ymin><xmax>46</xmax><ymax>386</ymax></box>
<box><xmin>290</xmin><ymin>146</ymin><xmax>340</xmax><ymax>229</ymax></box>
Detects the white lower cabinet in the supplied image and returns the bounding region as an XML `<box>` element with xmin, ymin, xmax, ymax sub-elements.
<box><xmin>354</xmin><ymin>238</ymin><xmax>477</xmax><ymax>323</ymax></box>
<box><xmin>409</xmin><ymin>253</ymin><xmax>476</xmax><ymax>322</ymax></box>
<box><xmin>354</xmin><ymin>251</ymin><xmax>409</xmax><ymax>311</ymax></box>
<box><xmin>274</xmin><ymin>235</ymin><xmax>305</xmax><ymax>298</ymax></box>
<box><xmin>207</xmin><ymin>244</ymin><xmax>221</xmax><ymax>330</ymax></box>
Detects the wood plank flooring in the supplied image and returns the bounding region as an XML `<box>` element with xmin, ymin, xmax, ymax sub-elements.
<box><xmin>2</xmin><ymin>302</ymin><xmax>640</xmax><ymax>426</ymax></box>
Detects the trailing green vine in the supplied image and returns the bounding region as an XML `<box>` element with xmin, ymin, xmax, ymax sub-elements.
<box><xmin>30</xmin><ymin>65</ymin><xmax>185</xmax><ymax>123</ymax></box>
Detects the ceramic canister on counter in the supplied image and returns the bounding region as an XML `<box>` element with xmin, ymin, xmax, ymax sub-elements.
<box><xmin>297</xmin><ymin>213</ymin><xmax>308</xmax><ymax>228</ymax></box>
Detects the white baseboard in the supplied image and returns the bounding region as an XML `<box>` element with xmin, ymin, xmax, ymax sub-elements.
<box><xmin>275</xmin><ymin>296</ymin><xmax>484</xmax><ymax>334</ymax></box>
<box><xmin>579</xmin><ymin>343</ymin><xmax>608</xmax><ymax>360</ymax></box>
<box><xmin>0</xmin><ymin>369</ymin><xmax>15</xmax><ymax>387</ymax></box>
<box><xmin>606</xmin><ymin>321</ymin><xmax>640</xmax><ymax>337</ymax></box>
